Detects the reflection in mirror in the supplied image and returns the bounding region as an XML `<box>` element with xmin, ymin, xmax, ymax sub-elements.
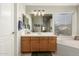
<box><xmin>23</xmin><ymin>14</ymin><xmax>30</xmax><ymax>29</ymax></box>
<box><xmin>31</xmin><ymin>14</ymin><xmax>53</xmax><ymax>32</ymax></box>
<box><xmin>23</xmin><ymin>14</ymin><xmax>53</xmax><ymax>32</ymax></box>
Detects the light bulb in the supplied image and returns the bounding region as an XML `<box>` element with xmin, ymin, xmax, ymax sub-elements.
<box><xmin>38</xmin><ymin>10</ymin><xmax>41</xmax><ymax>16</ymax></box>
<box><xmin>42</xmin><ymin>10</ymin><xmax>45</xmax><ymax>16</ymax></box>
<box><xmin>33</xmin><ymin>10</ymin><xmax>37</xmax><ymax>16</ymax></box>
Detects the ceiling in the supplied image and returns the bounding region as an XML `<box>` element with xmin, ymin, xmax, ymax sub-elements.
<box><xmin>24</xmin><ymin>3</ymin><xmax>79</xmax><ymax>6</ymax></box>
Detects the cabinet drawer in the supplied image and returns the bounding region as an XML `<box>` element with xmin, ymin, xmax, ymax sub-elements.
<box><xmin>31</xmin><ymin>37</ymin><xmax>40</xmax><ymax>51</ymax></box>
<box><xmin>40</xmin><ymin>37</ymin><xmax>49</xmax><ymax>51</ymax></box>
<box><xmin>21</xmin><ymin>37</ymin><xmax>31</xmax><ymax>52</ymax></box>
<box><xmin>49</xmin><ymin>37</ymin><xmax>57</xmax><ymax>51</ymax></box>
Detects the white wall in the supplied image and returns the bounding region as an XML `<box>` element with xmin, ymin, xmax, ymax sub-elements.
<box><xmin>25</xmin><ymin>6</ymin><xmax>78</xmax><ymax>36</ymax></box>
<box><xmin>77</xmin><ymin>6</ymin><xmax>79</xmax><ymax>35</ymax></box>
<box><xmin>16</xmin><ymin>3</ymin><xmax>26</xmax><ymax>56</ymax></box>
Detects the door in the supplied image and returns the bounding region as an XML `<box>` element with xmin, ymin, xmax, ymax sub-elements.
<box><xmin>0</xmin><ymin>4</ymin><xmax>15</xmax><ymax>56</ymax></box>
<box><xmin>31</xmin><ymin>37</ymin><xmax>39</xmax><ymax>52</ymax></box>
<box><xmin>49</xmin><ymin>37</ymin><xmax>57</xmax><ymax>51</ymax></box>
<box><xmin>21</xmin><ymin>37</ymin><xmax>31</xmax><ymax>52</ymax></box>
<box><xmin>40</xmin><ymin>37</ymin><xmax>49</xmax><ymax>51</ymax></box>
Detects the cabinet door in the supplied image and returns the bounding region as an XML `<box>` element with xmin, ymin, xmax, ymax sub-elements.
<box><xmin>49</xmin><ymin>37</ymin><xmax>57</xmax><ymax>51</ymax></box>
<box><xmin>21</xmin><ymin>37</ymin><xmax>31</xmax><ymax>53</ymax></box>
<box><xmin>40</xmin><ymin>37</ymin><xmax>49</xmax><ymax>51</ymax></box>
<box><xmin>31</xmin><ymin>37</ymin><xmax>39</xmax><ymax>52</ymax></box>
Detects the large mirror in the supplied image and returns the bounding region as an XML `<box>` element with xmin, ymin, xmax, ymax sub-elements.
<box><xmin>23</xmin><ymin>14</ymin><xmax>53</xmax><ymax>32</ymax></box>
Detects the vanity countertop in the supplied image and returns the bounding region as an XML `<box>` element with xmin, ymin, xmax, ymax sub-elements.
<box><xmin>21</xmin><ymin>32</ymin><xmax>56</xmax><ymax>37</ymax></box>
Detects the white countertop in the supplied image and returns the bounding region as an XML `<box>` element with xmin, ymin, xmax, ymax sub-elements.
<box><xmin>21</xmin><ymin>32</ymin><xmax>56</xmax><ymax>37</ymax></box>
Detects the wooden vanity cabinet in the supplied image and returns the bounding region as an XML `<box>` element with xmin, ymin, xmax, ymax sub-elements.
<box><xmin>21</xmin><ymin>36</ymin><xmax>57</xmax><ymax>53</ymax></box>
<box><xmin>49</xmin><ymin>37</ymin><xmax>57</xmax><ymax>51</ymax></box>
<box><xmin>21</xmin><ymin>37</ymin><xmax>31</xmax><ymax>53</ymax></box>
<box><xmin>31</xmin><ymin>37</ymin><xmax>40</xmax><ymax>52</ymax></box>
<box><xmin>40</xmin><ymin>37</ymin><xmax>49</xmax><ymax>51</ymax></box>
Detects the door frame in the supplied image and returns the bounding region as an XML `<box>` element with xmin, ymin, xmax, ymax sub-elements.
<box><xmin>14</xmin><ymin>3</ymin><xmax>18</xmax><ymax>56</ymax></box>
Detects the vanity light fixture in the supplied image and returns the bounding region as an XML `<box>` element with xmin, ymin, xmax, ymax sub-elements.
<box><xmin>41</xmin><ymin>10</ymin><xmax>45</xmax><ymax>16</ymax></box>
<box><xmin>38</xmin><ymin>10</ymin><xmax>41</xmax><ymax>16</ymax></box>
<box><xmin>33</xmin><ymin>10</ymin><xmax>37</xmax><ymax>16</ymax></box>
<box><xmin>32</xmin><ymin>10</ymin><xmax>45</xmax><ymax>16</ymax></box>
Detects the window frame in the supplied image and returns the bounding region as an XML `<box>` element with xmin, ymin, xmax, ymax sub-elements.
<box><xmin>53</xmin><ymin>12</ymin><xmax>73</xmax><ymax>36</ymax></box>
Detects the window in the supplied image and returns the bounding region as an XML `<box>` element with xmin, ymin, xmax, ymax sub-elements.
<box><xmin>54</xmin><ymin>13</ymin><xmax>72</xmax><ymax>36</ymax></box>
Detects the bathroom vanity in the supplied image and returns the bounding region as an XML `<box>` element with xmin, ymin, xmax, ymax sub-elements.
<box><xmin>21</xmin><ymin>14</ymin><xmax>57</xmax><ymax>53</ymax></box>
<box><xmin>21</xmin><ymin>33</ymin><xmax>57</xmax><ymax>53</ymax></box>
